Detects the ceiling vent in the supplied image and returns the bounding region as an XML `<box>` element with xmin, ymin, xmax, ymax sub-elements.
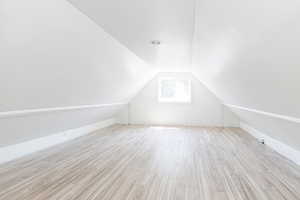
<box><xmin>150</xmin><ymin>40</ymin><xmax>161</xmax><ymax>45</ymax></box>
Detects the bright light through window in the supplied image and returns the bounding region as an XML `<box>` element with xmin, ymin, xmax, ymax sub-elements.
<box><xmin>158</xmin><ymin>78</ymin><xmax>191</xmax><ymax>103</ymax></box>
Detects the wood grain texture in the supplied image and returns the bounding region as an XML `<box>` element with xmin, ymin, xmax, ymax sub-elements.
<box><xmin>0</xmin><ymin>125</ymin><xmax>300</xmax><ymax>200</ymax></box>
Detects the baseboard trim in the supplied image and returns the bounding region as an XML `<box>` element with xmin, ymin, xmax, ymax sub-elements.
<box><xmin>0</xmin><ymin>118</ymin><xmax>116</xmax><ymax>164</ymax></box>
<box><xmin>240</xmin><ymin>122</ymin><xmax>300</xmax><ymax>166</ymax></box>
<box><xmin>126</xmin><ymin>123</ymin><xmax>235</xmax><ymax>128</ymax></box>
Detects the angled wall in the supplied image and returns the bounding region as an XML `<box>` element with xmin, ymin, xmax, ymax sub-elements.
<box><xmin>0</xmin><ymin>0</ymin><xmax>155</xmax><ymax>147</ymax></box>
<box><xmin>120</xmin><ymin>72</ymin><xmax>239</xmax><ymax>126</ymax></box>
<box><xmin>192</xmin><ymin>0</ymin><xmax>300</xmax><ymax>153</ymax></box>
<box><xmin>232</xmin><ymin>107</ymin><xmax>300</xmax><ymax>152</ymax></box>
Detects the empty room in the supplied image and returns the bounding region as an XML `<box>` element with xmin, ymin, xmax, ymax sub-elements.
<box><xmin>1</xmin><ymin>0</ymin><xmax>300</xmax><ymax>199</ymax></box>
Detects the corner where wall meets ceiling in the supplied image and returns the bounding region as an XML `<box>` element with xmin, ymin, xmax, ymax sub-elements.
<box><xmin>191</xmin><ymin>0</ymin><xmax>300</xmax><ymax>152</ymax></box>
<box><xmin>1</xmin><ymin>0</ymin><xmax>299</xmax><ymax>158</ymax></box>
<box><xmin>67</xmin><ymin>0</ymin><xmax>196</xmax><ymax>72</ymax></box>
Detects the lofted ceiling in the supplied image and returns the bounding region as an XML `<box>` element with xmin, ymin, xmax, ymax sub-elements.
<box><xmin>67</xmin><ymin>0</ymin><xmax>196</xmax><ymax>71</ymax></box>
<box><xmin>65</xmin><ymin>0</ymin><xmax>300</xmax><ymax>119</ymax></box>
<box><xmin>1</xmin><ymin>0</ymin><xmax>300</xmax><ymax>150</ymax></box>
<box><xmin>66</xmin><ymin>0</ymin><xmax>300</xmax><ymax>151</ymax></box>
<box><xmin>191</xmin><ymin>0</ymin><xmax>300</xmax><ymax>118</ymax></box>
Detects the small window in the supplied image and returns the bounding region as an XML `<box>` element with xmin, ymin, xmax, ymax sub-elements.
<box><xmin>158</xmin><ymin>77</ymin><xmax>191</xmax><ymax>103</ymax></box>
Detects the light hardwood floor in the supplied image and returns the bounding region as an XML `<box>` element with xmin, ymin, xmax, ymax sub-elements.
<box><xmin>0</xmin><ymin>125</ymin><xmax>300</xmax><ymax>200</ymax></box>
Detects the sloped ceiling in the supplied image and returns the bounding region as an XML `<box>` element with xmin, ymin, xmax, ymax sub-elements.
<box><xmin>190</xmin><ymin>0</ymin><xmax>300</xmax><ymax>151</ymax></box>
<box><xmin>191</xmin><ymin>0</ymin><xmax>300</xmax><ymax>118</ymax></box>
<box><xmin>0</xmin><ymin>0</ymin><xmax>157</xmax><ymax>146</ymax></box>
<box><xmin>67</xmin><ymin>0</ymin><xmax>300</xmax><ymax>120</ymax></box>
<box><xmin>1</xmin><ymin>0</ymin><xmax>299</xmax><ymax>147</ymax></box>
<box><xmin>0</xmin><ymin>0</ymin><xmax>157</xmax><ymax>111</ymax></box>
<box><xmin>67</xmin><ymin>0</ymin><xmax>196</xmax><ymax>71</ymax></box>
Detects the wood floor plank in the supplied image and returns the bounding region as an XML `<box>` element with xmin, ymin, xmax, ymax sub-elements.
<box><xmin>0</xmin><ymin>125</ymin><xmax>299</xmax><ymax>200</ymax></box>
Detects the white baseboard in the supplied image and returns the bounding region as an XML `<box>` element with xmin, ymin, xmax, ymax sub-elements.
<box><xmin>0</xmin><ymin>118</ymin><xmax>116</xmax><ymax>164</ymax></box>
<box><xmin>240</xmin><ymin>122</ymin><xmax>300</xmax><ymax>166</ymax></box>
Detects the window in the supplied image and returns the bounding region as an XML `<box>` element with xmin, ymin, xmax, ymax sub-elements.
<box><xmin>158</xmin><ymin>77</ymin><xmax>191</xmax><ymax>103</ymax></box>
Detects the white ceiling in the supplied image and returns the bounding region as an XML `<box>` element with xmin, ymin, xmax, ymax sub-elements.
<box><xmin>2</xmin><ymin>0</ymin><xmax>300</xmax><ymax>149</ymax></box>
<box><xmin>67</xmin><ymin>0</ymin><xmax>300</xmax><ymax>119</ymax></box>
<box><xmin>67</xmin><ymin>0</ymin><xmax>196</xmax><ymax>71</ymax></box>
<box><xmin>192</xmin><ymin>0</ymin><xmax>300</xmax><ymax>118</ymax></box>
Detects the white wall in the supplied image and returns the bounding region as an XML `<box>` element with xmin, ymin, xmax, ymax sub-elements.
<box><xmin>191</xmin><ymin>0</ymin><xmax>300</xmax><ymax>151</ymax></box>
<box><xmin>192</xmin><ymin>0</ymin><xmax>300</xmax><ymax>117</ymax></box>
<box><xmin>0</xmin><ymin>0</ymin><xmax>155</xmax><ymax>147</ymax></box>
<box><xmin>231</xmin><ymin>107</ymin><xmax>300</xmax><ymax>152</ymax></box>
<box><xmin>120</xmin><ymin>72</ymin><xmax>239</xmax><ymax>126</ymax></box>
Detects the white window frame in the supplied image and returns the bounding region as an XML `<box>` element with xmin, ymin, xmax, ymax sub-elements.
<box><xmin>158</xmin><ymin>77</ymin><xmax>191</xmax><ymax>103</ymax></box>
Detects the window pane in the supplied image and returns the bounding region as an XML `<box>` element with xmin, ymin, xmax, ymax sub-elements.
<box><xmin>161</xmin><ymin>80</ymin><xmax>176</xmax><ymax>98</ymax></box>
<box><xmin>159</xmin><ymin>78</ymin><xmax>191</xmax><ymax>103</ymax></box>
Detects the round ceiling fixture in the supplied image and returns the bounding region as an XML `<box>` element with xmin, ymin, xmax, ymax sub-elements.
<box><xmin>150</xmin><ymin>40</ymin><xmax>161</xmax><ymax>45</ymax></box>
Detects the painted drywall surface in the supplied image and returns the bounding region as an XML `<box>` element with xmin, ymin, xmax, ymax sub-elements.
<box><xmin>192</xmin><ymin>0</ymin><xmax>300</xmax><ymax>118</ymax></box>
<box><xmin>124</xmin><ymin>72</ymin><xmax>239</xmax><ymax>126</ymax></box>
<box><xmin>0</xmin><ymin>0</ymin><xmax>155</xmax><ymax>111</ymax></box>
<box><xmin>117</xmin><ymin>105</ymin><xmax>130</xmax><ymax>125</ymax></box>
<box><xmin>223</xmin><ymin>106</ymin><xmax>240</xmax><ymax>127</ymax></box>
<box><xmin>0</xmin><ymin>119</ymin><xmax>116</xmax><ymax>164</ymax></box>
<box><xmin>231</xmin><ymin>108</ymin><xmax>300</xmax><ymax>152</ymax></box>
<box><xmin>0</xmin><ymin>106</ymin><xmax>123</xmax><ymax>147</ymax></box>
<box><xmin>191</xmin><ymin>0</ymin><xmax>300</xmax><ymax>149</ymax></box>
<box><xmin>67</xmin><ymin>0</ymin><xmax>196</xmax><ymax>70</ymax></box>
<box><xmin>240</xmin><ymin>122</ymin><xmax>300</xmax><ymax>165</ymax></box>
<box><xmin>0</xmin><ymin>0</ymin><xmax>155</xmax><ymax>146</ymax></box>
